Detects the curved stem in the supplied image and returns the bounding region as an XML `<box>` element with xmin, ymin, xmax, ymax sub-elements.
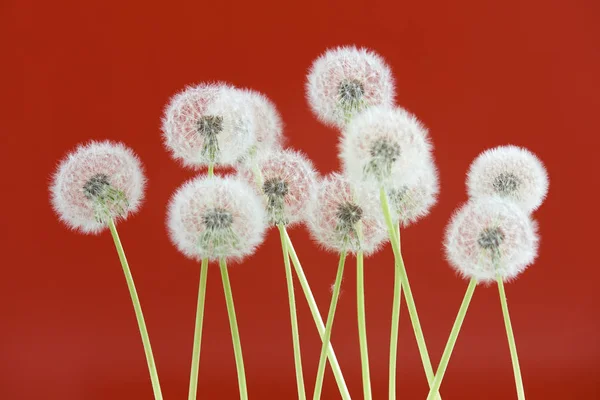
<box><xmin>356</xmin><ymin>250</ymin><xmax>372</xmax><ymax>400</ymax></box>
<box><xmin>313</xmin><ymin>251</ymin><xmax>347</xmax><ymax>400</ymax></box>
<box><xmin>283</xmin><ymin>228</ymin><xmax>352</xmax><ymax>400</ymax></box>
<box><xmin>426</xmin><ymin>278</ymin><xmax>477</xmax><ymax>400</ymax></box>
<box><xmin>379</xmin><ymin>187</ymin><xmax>441</xmax><ymax>400</ymax></box>
<box><xmin>188</xmin><ymin>258</ymin><xmax>209</xmax><ymax>400</ymax></box>
<box><xmin>219</xmin><ymin>258</ymin><xmax>248</xmax><ymax>400</ymax></box>
<box><xmin>278</xmin><ymin>225</ymin><xmax>306</xmax><ymax>400</ymax></box>
<box><xmin>497</xmin><ymin>276</ymin><xmax>525</xmax><ymax>400</ymax></box>
<box><xmin>108</xmin><ymin>219</ymin><xmax>163</xmax><ymax>400</ymax></box>
<box><xmin>389</xmin><ymin>223</ymin><xmax>402</xmax><ymax>400</ymax></box>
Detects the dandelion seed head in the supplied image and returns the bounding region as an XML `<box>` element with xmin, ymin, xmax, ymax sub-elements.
<box><xmin>167</xmin><ymin>176</ymin><xmax>267</xmax><ymax>262</ymax></box>
<box><xmin>306</xmin><ymin>46</ymin><xmax>395</xmax><ymax>128</ymax></box>
<box><xmin>241</xmin><ymin>89</ymin><xmax>283</xmax><ymax>153</ymax></box>
<box><xmin>467</xmin><ymin>145</ymin><xmax>549</xmax><ymax>212</ymax></box>
<box><xmin>307</xmin><ymin>173</ymin><xmax>387</xmax><ymax>255</ymax></box>
<box><xmin>237</xmin><ymin>149</ymin><xmax>317</xmax><ymax>227</ymax></box>
<box><xmin>341</xmin><ymin>106</ymin><xmax>432</xmax><ymax>186</ymax></box>
<box><xmin>50</xmin><ymin>141</ymin><xmax>146</xmax><ymax>234</ymax></box>
<box><xmin>162</xmin><ymin>83</ymin><xmax>255</xmax><ymax>168</ymax></box>
<box><xmin>444</xmin><ymin>197</ymin><xmax>539</xmax><ymax>283</ymax></box>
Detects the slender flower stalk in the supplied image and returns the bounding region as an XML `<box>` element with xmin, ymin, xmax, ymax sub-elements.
<box><xmin>425</xmin><ymin>278</ymin><xmax>477</xmax><ymax>400</ymax></box>
<box><xmin>379</xmin><ymin>187</ymin><xmax>441</xmax><ymax>400</ymax></box>
<box><xmin>356</xmin><ymin>249</ymin><xmax>372</xmax><ymax>400</ymax></box>
<box><xmin>219</xmin><ymin>258</ymin><xmax>248</xmax><ymax>400</ymax></box>
<box><xmin>388</xmin><ymin>223</ymin><xmax>402</xmax><ymax>400</ymax></box>
<box><xmin>108</xmin><ymin>219</ymin><xmax>163</xmax><ymax>400</ymax></box>
<box><xmin>497</xmin><ymin>277</ymin><xmax>525</xmax><ymax>400</ymax></box>
<box><xmin>278</xmin><ymin>224</ymin><xmax>307</xmax><ymax>400</ymax></box>
<box><xmin>283</xmin><ymin>228</ymin><xmax>352</xmax><ymax>400</ymax></box>
<box><xmin>313</xmin><ymin>251</ymin><xmax>347</xmax><ymax>400</ymax></box>
<box><xmin>188</xmin><ymin>258</ymin><xmax>209</xmax><ymax>400</ymax></box>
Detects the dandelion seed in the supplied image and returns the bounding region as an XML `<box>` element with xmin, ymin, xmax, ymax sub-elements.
<box><xmin>162</xmin><ymin>83</ymin><xmax>255</xmax><ymax>168</ymax></box>
<box><xmin>167</xmin><ymin>176</ymin><xmax>267</xmax><ymax>262</ymax></box>
<box><xmin>50</xmin><ymin>140</ymin><xmax>146</xmax><ymax>234</ymax></box>
<box><xmin>467</xmin><ymin>145</ymin><xmax>549</xmax><ymax>213</ymax></box>
<box><xmin>306</xmin><ymin>46</ymin><xmax>395</xmax><ymax>128</ymax></box>
<box><xmin>444</xmin><ymin>197</ymin><xmax>539</xmax><ymax>283</ymax></box>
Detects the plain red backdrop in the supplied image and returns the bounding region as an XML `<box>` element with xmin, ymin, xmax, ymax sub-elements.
<box><xmin>1</xmin><ymin>0</ymin><xmax>599</xmax><ymax>399</ymax></box>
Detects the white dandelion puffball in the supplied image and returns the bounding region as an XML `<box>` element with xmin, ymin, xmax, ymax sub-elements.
<box><xmin>341</xmin><ymin>106</ymin><xmax>432</xmax><ymax>185</ymax></box>
<box><xmin>241</xmin><ymin>89</ymin><xmax>283</xmax><ymax>153</ymax></box>
<box><xmin>50</xmin><ymin>141</ymin><xmax>146</xmax><ymax>234</ymax></box>
<box><xmin>238</xmin><ymin>149</ymin><xmax>317</xmax><ymax>227</ymax></box>
<box><xmin>306</xmin><ymin>46</ymin><xmax>395</xmax><ymax>128</ymax></box>
<box><xmin>467</xmin><ymin>145</ymin><xmax>549</xmax><ymax>213</ymax></box>
<box><xmin>162</xmin><ymin>83</ymin><xmax>255</xmax><ymax>168</ymax></box>
<box><xmin>307</xmin><ymin>173</ymin><xmax>387</xmax><ymax>255</ymax></box>
<box><xmin>388</xmin><ymin>157</ymin><xmax>439</xmax><ymax>227</ymax></box>
<box><xmin>445</xmin><ymin>197</ymin><xmax>539</xmax><ymax>283</ymax></box>
<box><xmin>167</xmin><ymin>176</ymin><xmax>267</xmax><ymax>262</ymax></box>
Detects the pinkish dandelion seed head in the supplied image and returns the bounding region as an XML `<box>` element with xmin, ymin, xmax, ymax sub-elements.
<box><xmin>162</xmin><ymin>83</ymin><xmax>255</xmax><ymax>168</ymax></box>
<box><xmin>50</xmin><ymin>140</ymin><xmax>146</xmax><ymax>235</ymax></box>
<box><xmin>167</xmin><ymin>175</ymin><xmax>267</xmax><ymax>262</ymax></box>
<box><xmin>467</xmin><ymin>145</ymin><xmax>549</xmax><ymax>213</ymax></box>
<box><xmin>306</xmin><ymin>46</ymin><xmax>395</xmax><ymax>129</ymax></box>
<box><xmin>237</xmin><ymin>149</ymin><xmax>317</xmax><ymax>227</ymax></box>
<box><xmin>241</xmin><ymin>89</ymin><xmax>283</xmax><ymax>153</ymax></box>
<box><xmin>340</xmin><ymin>106</ymin><xmax>432</xmax><ymax>186</ymax></box>
<box><xmin>445</xmin><ymin>197</ymin><xmax>539</xmax><ymax>283</ymax></box>
<box><xmin>307</xmin><ymin>173</ymin><xmax>387</xmax><ymax>255</ymax></box>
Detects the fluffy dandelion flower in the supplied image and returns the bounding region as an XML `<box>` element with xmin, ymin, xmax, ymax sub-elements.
<box><xmin>307</xmin><ymin>173</ymin><xmax>387</xmax><ymax>255</ymax></box>
<box><xmin>238</xmin><ymin>149</ymin><xmax>317</xmax><ymax>226</ymax></box>
<box><xmin>445</xmin><ymin>197</ymin><xmax>538</xmax><ymax>283</ymax></box>
<box><xmin>162</xmin><ymin>83</ymin><xmax>255</xmax><ymax>168</ymax></box>
<box><xmin>388</xmin><ymin>157</ymin><xmax>439</xmax><ymax>227</ymax></box>
<box><xmin>241</xmin><ymin>89</ymin><xmax>283</xmax><ymax>154</ymax></box>
<box><xmin>340</xmin><ymin>106</ymin><xmax>432</xmax><ymax>186</ymax></box>
<box><xmin>50</xmin><ymin>140</ymin><xmax>146</xmax><ymax>234</ymax></box>
<box><xmin>467</xmin><ymin>145</ymin><xmax>549</xmax><ymax>213</ymax></box>
<box><xmin>167</xmin><ymin>176</ymin><xmax>267</xmax><ymax>262</ymax></box>
<box><xmin>306</xmin><ymin>46</ymin><xmax>395</xmax><ymax>128</ymax></box>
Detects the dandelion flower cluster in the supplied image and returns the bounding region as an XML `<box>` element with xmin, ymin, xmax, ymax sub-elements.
<box><xmin>50</xmin><ymin>141</ymin><xmax>146</xmax><ymax>234</ymax></box>
<box><xmin>162</xmin><ymin>83</ymin><xmax>255</xmax><ymax>168</ymax></box>
<box><xmin>445</xmin><ymin>197</ymin><xmax>538</xmax><ymax>283</ymax></box>
<box><xmin>340</xmin><ymin>106</ymin><xmax>432</xmax><ymax>185</ymax></box>
<box><xmin>167</xmin><ymin>176</ymin><xmax>267</xmax><ymax>262</ymax></box>
<box><xmin>467</xmin><ymin>145</ymin><xmax>549</xmax><ymax>213</ymax></box>
<box><xmin>307</xmin><ymin>173</ymin><xmax>387</xmax><ymax>255</ymax></box>
<box><xmin>238</xmin><ymin>149</ymin><xmax>317</xmax><ymax>227</ymax></box>
<box><xmin>306</xmin><ymin>46</ymin><xmax>395</xmax><ymax>128</ymax></box>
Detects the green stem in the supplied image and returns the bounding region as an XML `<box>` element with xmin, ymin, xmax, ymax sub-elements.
<box><xmin>497</xmin><ymin>276</ymin><xmax>525</xmax><ymax>400</ymax></box>
<box><xmin>278</xmin><ymin>225</ymin><xmax>306</xmax><ymax>400</ymax></box>
<box><xmin>379</xmin><ymin>187</ymin><xmax>441</xmax><ymax>400</ymax></box>
<box><xmin>313</xmin><ymin>251</ymin><xmax>347</xmax><ymax>400</ymax></box>
<box><xmin>389</xmin><ymin>223</ymin><xmax>402</xmax><ymax>400</ymax></box>
<box><xmin>219</xmin><ymin>258</ymin><xmax>248</xmax><ymax>400</ymax></box>
<box><xmin>426</xmin><ymin>278</ymin><xmax>477</xmax><ymax>400</ymax></box>
<box><xmin>188</xmin><ymin>258</ymin><xmax>209</xmax><ymax>400</ymax></box>
<box><xmin>283</xmin><ymin>228</ymin><xmax>352</xmax><ymax>400</ymax></box>
<box><xmin>356</xmin><ymin>250</ymin><xmax>372</xmax><ymax>400</ymax></box>
<box><xmin>107</xmin><ymin>219</ymin><xmax>163</xmax><ymax>400</ymax></box>
<box><xmin>208</xmin><ymin>162</ymin><xmax>214</xmax><ymax>178</ymax></box>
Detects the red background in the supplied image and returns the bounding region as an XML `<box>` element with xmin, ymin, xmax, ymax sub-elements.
<box><xmin>2</xmin><ymin>0</ymin><xmax>599</xmax><ymax>399</ymax></box>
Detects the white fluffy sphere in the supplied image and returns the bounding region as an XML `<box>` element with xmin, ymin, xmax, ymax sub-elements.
<box><xmin>388</xmin><ymin>156</ymin><xmax>439</xmax><ymax>227</ymax></box>
<box><xmin>340</xmin><ymin>106</ymin><xmax>432</xmax><ymax>186</ymax></box>
<box><xmin>237</xmin><ymin>149</ymin><xmax>317</xmax><ymax>227</ymax></box>
<box><xmin>467</xmin><ymin>145</ymin><xmax>549</xmax><ymax>213</ymax></box>
<box><xmin>445</xmin><ymin>197</ymin><xmax>539</xmax><ymax>283</ymax></box>
<box><xmin>307</xmin><ymin>173</ymin><xmax>387</xmax><ymax>255</ymax></box>
<box><xmin>162</xmin><ymin>83</ymin><xmax>255</xmax><ymax>168</ymax></box>
<box><xmin>241</xmin><ymin>89</ymin><xmax>283</xmax><ymax>153</ymax></box>
<box><xmin>167</xmin><ymin>176</ymin><xmax>267</xmax><ymax>262</ymax></box>
<box><xmin>306</xmin><ymin>46</ymin><xmax>395</xmax><ymax>128</ymax></box>
<box><xmin>50</xmin><ymin>141</ymin><xmax>146</xmax><ymax>234</ymax></box>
